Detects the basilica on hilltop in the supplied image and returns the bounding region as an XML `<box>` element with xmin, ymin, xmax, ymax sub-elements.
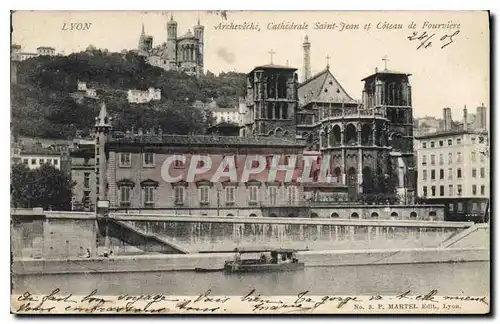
<box><xmin>137</xmin><ymin>15</ymin><xmax>204</xmax><ymax>76</ymax></box>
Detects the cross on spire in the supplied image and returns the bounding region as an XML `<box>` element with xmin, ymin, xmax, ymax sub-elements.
<box><xmin>326</xmin><ymin>55</ymin><xmax>331</xmax><ymax>69</ymax></box>
<box><xmin>382</xmin><ymin>55</ymin><xmax>389</xmax><ymax>70</ymax></box>
<box><xmin>269</xmin><ymin>49</ymin><xmax>276</xmax><ymax>64</ymax></box>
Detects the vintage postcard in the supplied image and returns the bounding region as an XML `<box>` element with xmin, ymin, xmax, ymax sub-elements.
<box><xmin>10</xmin><ymin>10</ymin><xmax>490</xmax><ymax>314</ymax></box>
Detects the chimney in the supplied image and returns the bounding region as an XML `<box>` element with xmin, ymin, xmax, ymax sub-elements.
<box><xmin>476</xmin><ymin>104</ymin><xmax>487</xmax><ymax>129</ymax></box>
<box><xmin>443</xmin><ymin>107</ymin><xmax>452</xmax><ymax>131</ymax></box>
<box><xmin>463</xmin><ymin>105</ymin><xmax>468</xmax><ymax>131</ymax></box>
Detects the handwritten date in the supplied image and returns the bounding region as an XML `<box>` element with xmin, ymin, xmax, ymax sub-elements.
<box><xmin>408</xmin><ymin>30</ymin><xmax>460</xmax><ymax>50</ymax></box>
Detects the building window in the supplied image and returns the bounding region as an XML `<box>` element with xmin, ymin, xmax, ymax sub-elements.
<box><xmin>457</xmin><ymin>202</ymin><xmax>463</xmax><ymax>212</ymax></box>
<box><xmin>53</xmin><ymin>159</ymin><xmax>58</xmax><ymax>165</ymax></box>
<box><xmin>31</xmin><ymin>158</ymin><xmax>36</xmax><ymax>165</ymax></box>
<box><xmin>471</xmin><ymin>152</ymin><xmax>476</xmax><ymax>162</ymax></box>
<box><xmin>480</xmin><ymin>154</ymin><xmax>485</xmax><ymax>163</ymax></box>
<box><xmin>481</xmin><ymin>185</ymin><xmax>485</xmax><ymax>195</ymax></box>
<box><xmin>439</xmin><ymin>153</ymin><xmax>444</xmax><ymax>165</ymax></box>
<box><xmin>472</xmin><ymin>168</ymin><xmax>477</xmax><ymax>178</ymax></box>
<box><xmin>439</xmin><ymin>185</ymin><xmax>444</xmax><ymax>196</ymax></box>
<box><xmin>439</xmin><ymin>169</ymin><xmax>444</xmax><ymax>180</ymax></box>
<box><xmin>480</xmin><ymin>167</ymin><xmax>485</xmax><ymax>178</ymax></box>
<box><xmin>457</xmin><ymin>138</ymin><xmax>461</xmax><ymax>145</ymax></box>
<box><xmin>457</xmin><ymin>152</ymin><xmax>462</xmax><ymax>163</ymax></box>
<box><xmin>174</xmin><ymin>187</ymin><xmax>184</xmax><ymax>205</ymax></box>
<box><xmin>143</xmin><ymin>153</ymin><xmax>155</xmax><ymax>167</ymax></box>
<box><xmin>448</xmin><ymin>168</ymin><xmax>453</xmax><ymax>180</ymax></box>
<box><xmin>448</xmin><ymin>153</ymin><xmax>452</xmax><ymax>164</ymax></box>
<box><xmin>47</xmin><ymin>160</ymin><xmax>52</xmax><ymax>165</ymax></box>
<box><xmin>287</xmin><ymin>186</ymin><xmax>296</xmax><ymax>204</ymax></box>
<box><xmin>199</xmin><ymin>186</ymin><xmax>209</xmax><ymax>204</ymax></box>
<box><xmin>457</xmin><ymin>168</ymin><xmax>462</xmax><ymax>178</ymax></box>
<box><xmin>448</xmin><ymin>184</ymin><xmax>453</xmax><ymax>196</ymax></box>
<box><xmin>422</xmin><ymin>142</ymin><xmax>427</xmax><ymax>148</ymax></box>
<box><xmin>439</xmin><ymin>140</ymin><xmax>443</xmax><ymax>147</ymax></box>
<box><xmin>431</xmin><ymin>186</ymin><xmax>436</xmax><ymax>197</ymax></box>
<box><xmin>457</xmin><ymin>184</ymin><xmax>462</xmax><ymax>196</ymax></box>
<box><xmin>472</xmin><ymin>185</ymin><xmax>477</xmax><ymax>196</ymax></box>
<box><xmin>422</xmin><ymin>170</ymin><xmax>427</xmax><ymax>180</ymax></box>
<box><xmin>40</xmin><ymin>159</ymin><xmax>45</xmax><ymax>164</ymax></box>
<box><xmin>143</xmin><ymin>186</ymin><xmax>155</xmax><ymax>206</ymax></box>
<box><xmin>248</xmin><ymin>186</ymin><xmax>258</xmax><ymax>204</ymax></box>
<box><xmin>84</xmin><ymin>172</ymin><xmax>90</xmax><ymax>188</ymax></box>
<box><xmin>447</xmin><ymin>139</ymin><xmax>452</xmax><ymax>145</ymax></box>
<box><xmin>430</xmin><ymin>141</ymin><xmax>435</xmax><ymax>148</ymax></box>
<box><xmin>22</xmin><ymin>159</ymin><xmax>28</xmax><ymax>165</ymax></box>
<box><xmin>120</xmin><ymin>186</ymin><xmax>131</xmax><ymax>206</ymax></box>
<box><xmin>269</xmin><ymin>186</ymin><xmax>278</xmax><ymax>205</ymax></box>
<box><xmin>225</xmin><ymin>186</ymin><xmax>235</xmax><ymax>204</ymax></box>
<box><xmin>471</xmin><ymin>137</ymin><xmax>476</xmax><ymax>144</ymax></box>
<box><xmin>423</xmin><ymin>186</ymin><xmax>428</xmax><ymax>197</ymax></box>
<box><xmin>431</xmin><ymin>169</ymin><xmax>436</xmax><ymax>180</ymax></box>
<box><xmin>422</xmin><ymin>155</ymin><xmax>427</xmax><ymax>165</ymax></box>
<box><xmin>119</xmin><ymin>153</ymin><xmax>131</xmax><ymax>167</ymax></box>
<box><xmin>430</xmin><ymin>155</ymin><xmax>435</xmax><ymax>165</ymax></box>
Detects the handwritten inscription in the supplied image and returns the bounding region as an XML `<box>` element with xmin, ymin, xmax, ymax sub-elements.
<box><xmin>12</xmin><ymin>288</ymin><xmax>489</xmax><ymax>314</ymax></box>
<box><xmin>407</xmin><ymin>30</ymin><xmax>460</xmax><ymax>50</ymax></box>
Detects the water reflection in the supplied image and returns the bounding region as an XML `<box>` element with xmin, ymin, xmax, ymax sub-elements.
<box><xmin>12</xmin><ymin>262</ymin><xmax>489</xmax><ymax>297</ymax></box>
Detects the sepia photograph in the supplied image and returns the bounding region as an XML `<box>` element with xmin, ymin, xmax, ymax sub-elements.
<box><xmin>9</xmin><ymin>10</ymin><xmax>490</xmax><ymax>314</ymax></box>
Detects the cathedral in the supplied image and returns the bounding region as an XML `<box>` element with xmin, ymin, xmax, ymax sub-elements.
<box><xmin>137</xmin><ymin>15</ymin><xmax>204</xmax><ymax>76</ymax></box>
<box><xmin>241</xmin><ymin>36</ymin><xmax>416</xmax><ymax>204</ymax></box>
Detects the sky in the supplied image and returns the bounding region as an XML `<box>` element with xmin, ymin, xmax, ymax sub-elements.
<box><xmin>11</xmin><ymin>10</ymin><xmax>490</xmax><ymax>119</ymax></box>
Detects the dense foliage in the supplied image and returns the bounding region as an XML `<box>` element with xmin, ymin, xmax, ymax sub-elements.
<box><xmin>11</xmin><ymin>49</ymin><xmax>246</xmax><ymax>139</ymax></box>
<box><xmin>11</xmin><ymin>163</ymin><xmax>74</xmax><ymax>210</ymax></box>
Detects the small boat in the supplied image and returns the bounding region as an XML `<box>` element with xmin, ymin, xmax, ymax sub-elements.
<box><xmin>224</xmin><ymin>248</ymin><xmax>305</xmax><ymax>273</ymax></box>
<box><xmin>194</xmin><ymin>267</ymin><xmax>224</xmax><ymax>273</ymax></box>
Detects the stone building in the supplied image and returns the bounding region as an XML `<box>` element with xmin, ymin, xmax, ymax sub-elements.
<box><xmin>70</xmin><ymin>143</ymin><xmax>96</xmax><ymax>211</ymax></box>
<box><xmin>415</xmin><ymin>108</ymin><xmax>489</xmax><ymax>221</ymax></box>
<box><xmin>137</xmin><ymin>15</ymin><xmax>204</xmax><ymax>76</ymax></box>
<box><xmin>240</xmin><ymin>64</ymin><xmax>299</xmax><ymax>138</ymax></box>
<box><xmin>127</xmin><ymin>88</ymin><xmax>161</xmax><ymax>104</ymax></box>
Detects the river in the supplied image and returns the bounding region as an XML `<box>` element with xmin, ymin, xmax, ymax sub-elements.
<box><xmin>12</xmin><ymin>262</ymin><xmax>489</xmax><ymax>296</ymax></box>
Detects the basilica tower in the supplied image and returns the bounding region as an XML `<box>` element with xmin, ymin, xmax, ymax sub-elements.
<box><xmin>193</xmin><ymin>18</ymin><xmax>205</xmax><ymax>71</ymax></box>
<box><xmin>167</xmin><ymin>14</ymin><xmax>178</xmax><ymax>61</ymax></box>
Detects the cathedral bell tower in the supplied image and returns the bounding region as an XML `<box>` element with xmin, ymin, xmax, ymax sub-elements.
<box><xmin>246</xmin><ymin>61</ymin><xmax>298</xmax><ymax>138</ymax></box>
<box><xmin>94</xmin><ymin>102</ymin><xmax>112</xmax><ymax>203</ymax></box>
<box><xmin>167</xmin><ymin>15</ymin><xmax>178</xmax><ymax>61</ymax></box>
<box><xmin>361</xmin><ymin>58</ymin><xmax>415</xmax><ymax>204</ymax></box>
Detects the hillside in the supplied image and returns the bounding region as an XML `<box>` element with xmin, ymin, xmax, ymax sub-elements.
<box><xmin>11</xmin><ymin>49</ymin><xmax>247</xmax><ymax>139</ymax></box>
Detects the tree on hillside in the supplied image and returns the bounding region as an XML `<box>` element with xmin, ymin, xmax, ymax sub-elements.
<box><xmin>11</xmin><ymin>163</ymin><xmax>74</xmax><ymax>211</ymax></box>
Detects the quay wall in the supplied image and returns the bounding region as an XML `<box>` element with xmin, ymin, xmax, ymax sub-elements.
<box><xmin>11</xmin><ymin>208</ymin><xmax>478</xmax><ymax>260</ymax></box>
<box><xmin>113</xmin><ymin>213</ymin><xmax>470</xmax><ymax>253</ymax></box>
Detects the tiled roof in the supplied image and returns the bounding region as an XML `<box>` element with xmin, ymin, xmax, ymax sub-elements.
<box><xmin>108</xmin><ymin>134</ymin><xmax>306</xmax><ymax>148</ymax></box>
<box><xmin>415</xmin><ymin>129</ymin><xmax>488</xmax><ymax>140</ymax></box>
<box><xmin>20</xmin><ymin>147</ymin><xmax>65</xmax><ymax>156</ymax></box>
<box><xmin>249</xmin><ymin>64</ymin><xmax>297</xmax><ymax>74</ymax></box>
<box><xmin>298</xmin><ymin>67</ymin><xmax>356</xmax><ymax>106</ymax></box>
